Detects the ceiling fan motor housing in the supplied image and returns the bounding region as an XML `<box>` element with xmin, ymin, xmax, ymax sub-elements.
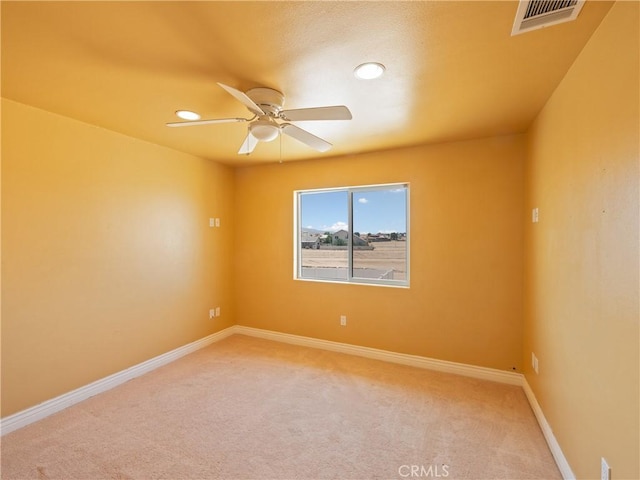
<box><xmin>246</xmin><ymin>87</ymin><xmax>285</xmax><ymax>116</ymax></box>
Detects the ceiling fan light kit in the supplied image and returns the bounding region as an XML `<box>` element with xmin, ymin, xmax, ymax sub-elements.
<box><xmin>166</xmin><ymin>82</ymin><xmax>352</xmax><ymax>156</ymax></box>
<box><xmin>249</xmin><ymin>118</ymin><xmax>280</xmax><ymax>142</ymax></box>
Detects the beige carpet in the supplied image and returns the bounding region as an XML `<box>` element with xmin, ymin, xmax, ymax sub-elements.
<box><xmin>1</xmin><ymin>335</ymin><xmax>561</xmax><ymax>479</ymax></box>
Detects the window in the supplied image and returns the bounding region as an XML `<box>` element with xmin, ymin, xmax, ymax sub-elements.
<box><xmin>294</xmin><ymin>183</ymin><xmax>409</xmax><ymax>287</ymax></box>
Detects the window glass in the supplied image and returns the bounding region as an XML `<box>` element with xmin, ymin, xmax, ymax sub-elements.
<box><xmin>352</xmin><ymin>188</ymin><xmax>408</xmax><ymax>282</ymax></box>
<box><xmin>299</xmin><ymin>190</ymin><xmax>348</xmax><ymax>281</ymax></box>
<box><xmin>296</xmin><ymin>183</ymin><xmax>409</xmax><ymax>287</ymax></box>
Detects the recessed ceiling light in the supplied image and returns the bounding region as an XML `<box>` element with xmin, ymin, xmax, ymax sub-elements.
<box><xmin>354</xmin><ymin>62</ymin><xmax>385</xmax><ymax>80</ymax></box>
<box><xmin>175</xmin><ymin>110</ymin><xmax>201</xmax><ymax>121</ymax></box>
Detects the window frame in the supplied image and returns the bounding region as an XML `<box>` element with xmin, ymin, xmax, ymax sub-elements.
<box><xmin>294</xmin><ymin>182</ymin><xmax>410</xmax><ymax>288</ymax></box>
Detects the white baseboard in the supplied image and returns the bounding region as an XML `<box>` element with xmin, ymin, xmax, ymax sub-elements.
<box><xmin>0</xmin><ymin>326</ymin><xmax>236</xmax><ymax>436</ymax></box>
<box><xmin>234</xmin><ymin>325</ymin><xmax>523</xmax><ymax>386</ymax></box>
<box><xmin>522</xmin><ymin>377</ymin><xmax>575</xmax><ymax>479</ymax></box>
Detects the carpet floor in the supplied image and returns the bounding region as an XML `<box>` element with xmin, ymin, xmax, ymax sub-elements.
<box><xmin>1</xmin><ymin>334</ymin><xmax>561</xmax><ymax>479</ymax></box>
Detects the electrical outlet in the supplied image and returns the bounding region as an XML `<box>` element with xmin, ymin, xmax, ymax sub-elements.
<box><xmin>340</xmin><ymin>315</ymin><xmax>347</xmax><ymax>326</ymax></box>
<box><xmin>209</xmin><ymin>309</ymin><xmax>216</xmax><ymax>319</ymax></box>
<box><xmin>215</xmin><ymin>218</ymin><xmax>220</xmax><ymax>227</ymax></box>
<box><xmin>215</xmin><ymin>306</ymin><xmax>221</xmax><ymax>317</ymax></box>
<box><xmin>532</xmin><ymin>207</ymin><xmax>539</xmax><ymax>223</ymax></box>
<box><xmin>209</xmin><ymin>218</ymin><xmax>215</xmax><ymax>227</ymax></box>
<box><xmin>601</xmin><ymin>458</ymin><xmax>611</xmax><ymax>480</ymax></box>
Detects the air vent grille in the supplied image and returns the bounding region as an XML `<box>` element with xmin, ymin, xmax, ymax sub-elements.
<box><xmin>512</xmin><ymin>0</ymin><xmax>585</xmax><ymax>36</ymax></box>
<box><xmin>524</xmin><ymin>0</ymin><xmax>577</xmax><ymax>19</ymax></box>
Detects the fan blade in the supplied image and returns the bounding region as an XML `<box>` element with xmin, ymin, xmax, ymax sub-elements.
<box><xmin>166</xmin><ymin>118</ymin><xmax>247</xmax><ymax>127</ymax></box>
<box><xmin>281</xmin><ymin>124</ymin><xmax>332</xmax><ymax>152</ymax></box>
<box><xmin>281</xmin><ymin>106</ymin><xmax>352</xmax><ymax>122</ymax></box>
<box><xmin>217</xmin><ymin>82</ymin><xmax>265</xmax><ymax>116</ymax></box>
<box><xmin>238</xmin><ymin>132</ymin><xmax>259</xmax><ymax>155</ymax></box>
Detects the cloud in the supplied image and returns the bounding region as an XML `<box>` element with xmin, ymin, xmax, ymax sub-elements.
<box><xmin>322</xmin><ymin>221</ymin><xmax>348</xmax><ymax>232</ymax></box>
<box><xmin>358</xmin><ymin>198</ymin><xmax>368</xmax><ymax>204</ymax></box>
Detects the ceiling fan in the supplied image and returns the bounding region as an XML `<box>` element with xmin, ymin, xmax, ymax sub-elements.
<box><xmin>166</xmin><ymin>83</ymin><xmax>352</xmax><ymax>155</ymax></box>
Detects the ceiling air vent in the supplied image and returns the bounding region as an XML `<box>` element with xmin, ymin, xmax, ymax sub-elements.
<box><xmin>511</xmin><ymin>0</ymin><xmax>585</xmax><ymax>36</ymax></box>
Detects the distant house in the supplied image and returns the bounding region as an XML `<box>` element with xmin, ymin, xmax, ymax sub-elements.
<box><xmin>353</xmin><ymin>234</ymin><xmax>369</xmax><ymax>247</ymax></box>
<box><xmin>333</xmin><ymin>230</ymin><xmax>349</xmax><ymax>244</ymax></box>
<box><xmin>368</xmin><ymin>234</ymin><xmax>391</xmax><ymax>242</ymax></box>
<box><xmin>330</xmin><ymin>230</ymin><xmax>369</xmax><ymax>247</ymax></box>
<box><xmin>300</xmin><ymin>232</ymin><xmax>320</xmax><ymax>249</ymax></box>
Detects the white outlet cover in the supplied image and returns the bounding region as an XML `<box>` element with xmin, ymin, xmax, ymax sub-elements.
<box><xmin>601</xmin><ymin>457</ymin><xmax>610</xmax><ymax>480</ymax></box>
<box><xmin>216</xmin><ymin>307</ymin><xmax>221</xmax><ymax>317</ymax></box>
<box><xmin>215</xmin><ymin>218</ymin><xmax>220</xmax><ymax>227</ymax></box>
<box><xmin>209</xmin><ymin>218</ymin><xmax>215</xmax><ymax>227</ymax></box>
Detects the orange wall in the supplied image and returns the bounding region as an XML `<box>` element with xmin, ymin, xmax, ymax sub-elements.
<box><xmin>1</xmin><ymin>99</ymin><xmax>235</xmax><ymax>416</ymax></box>
<box><xmin>234</xmin><ymin>135</ymin><xmax>525</xmax><ymax>371</ymax></box>
<box><xmin>524</xmin><ymin>2</ymin><xmax>639</xmax><ymax>478</ymax></box>
<box><xmin>4</xmin><ymin>8</ymin><xmax>636</xmax><ymax>476</ymax></box>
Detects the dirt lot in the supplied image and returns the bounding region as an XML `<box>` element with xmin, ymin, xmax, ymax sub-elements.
<box><xmin>301</xmin><ymin>240</ymin><xmax>407</xmax><ymax>278</ymax></box>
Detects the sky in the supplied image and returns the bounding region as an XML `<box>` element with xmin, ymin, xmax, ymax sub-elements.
<box><xmin>300</xmin><ymin>187</ymin><xmax>407</xmax><ymax>234</ymax></box>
